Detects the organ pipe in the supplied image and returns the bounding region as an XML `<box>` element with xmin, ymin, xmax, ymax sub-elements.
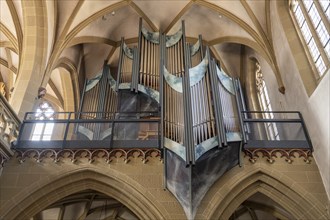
<box><xmin>78</xmin><ymin>18</ymin><xmax>242</xmax><ymax>156</ymax></box>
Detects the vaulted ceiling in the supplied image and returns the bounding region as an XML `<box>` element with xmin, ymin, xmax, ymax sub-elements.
<box><xmin>0</xmin><ymin>0</ymin><xmax>285</xmax><ymax>108</ymax></box>
<box><xmin>0</xmin><ymin>1</ymin><xmax>316</xmax><ymax>219</ymax></box>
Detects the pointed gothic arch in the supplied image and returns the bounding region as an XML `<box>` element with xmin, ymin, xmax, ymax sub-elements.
<box><xmin>53</xmin><ymin>57</ymin><xmax>81</xmax><ymax>112</ymax></box>
<box><xmin>1</xmin><ymin>168</ymin><xmax>166</xmax><ymax>220</ymax></box>
<box><xmin>204</xmin><ymin>165</ymin><xmax>326</xmax><ymax>219</ymax></box>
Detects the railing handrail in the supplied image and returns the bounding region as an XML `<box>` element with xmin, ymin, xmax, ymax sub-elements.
<box><xmin>243</xmin><ymin>119</ymin><xmax>302</xmax><ymax>123</ymax></box>
<box><xmin>24</xmin><ymin>111</ymin><xmax>160</xmax><ymax>114</ymax></box>
<box><xmin>22</xmin><ymin>118</ymin><xmax>161</xmax><ymax>123</ymax></box>
<box><xmin>24</xmin><ymin>111</ymin><xmax>160</xmax><ymax>120</ymax></box>
<box><xmin>241</xmin><ymin>110</ymin><xmax>313</xmax><ymax>150</ymax></box>
<box><xmin>241</xmin><ymin>110</ymin><xmax>300</xmax><ymax>114</ymax></box>
<box><xmin>0</xmin><ymin>94</ymin><xmax>21</xmax><ymax>124</ymax></box>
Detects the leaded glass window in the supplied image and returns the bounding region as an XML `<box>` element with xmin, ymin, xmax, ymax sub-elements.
<box><xmin>291</xmin><ymin>0</ymin><xmax>329</xmax><ymax>77</ymax></box>
<box><xmin>31</xmin><ymin>102</ymin><xmax>55</xmax><ymax>141</ymax></box>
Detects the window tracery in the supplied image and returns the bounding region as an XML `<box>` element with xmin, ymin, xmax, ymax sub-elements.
<box><xmin>31</xmin><ymin>102</ymin><xmax>55</xmax><ymax>141</ymax></box>
<box><xmin>256</xmin><ymin>62</ymin><xmax>279</xmax><ymax>141</ymax></box>
<box><xmin>291</xmin><ymin>0</ymin><xmax>330</xmax><ymax>78</ymax></box>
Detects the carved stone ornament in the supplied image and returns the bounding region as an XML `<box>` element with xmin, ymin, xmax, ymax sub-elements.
<box><xmin>255</xmin><ymin>62</ymin><xmax>264</xmax><ymax>92</ymax></box>
<box><xmin>0</xmin><ymin>94</ymin><xmax>20</xmax><ymax>168</ymax></box>
<box><xmin>0</xmin><ymin>153</ymin><xmax>8</xmax><ymax>168</ymax></box>
<box><xmin>37</xmin><ymin>87</ymin><xmax>47</xmax><ymax>99</ymax></box>
<box><xmin>15</xmin><ymin>148</ymin><xmax>162</xmax><ymax>164</ymax></box>
<box><xmin>244</xmin><ymin>148</ymin><xmax>313</xmax><ymax>164</ymax></box>
<box><xmin>0</xmin><ymin>82</ymin><xmax>6</xmax><ymax>97</ymax></box>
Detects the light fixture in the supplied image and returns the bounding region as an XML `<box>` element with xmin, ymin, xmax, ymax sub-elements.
<box><xmin>218</xmin><ymin>14</ymin><xmax>222</xmax><ymax>19</ymax></box>
<box><xmin>111</xmin><ymin>11</ymin><xmax>115</xmax><ymax>16</ymax></box>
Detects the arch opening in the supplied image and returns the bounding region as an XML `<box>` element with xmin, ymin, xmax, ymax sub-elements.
<box><xmin>2</xmin><ymin>168</ymin><xmax>165</xmax><ymax>220</ymax></box>
<box><xmin>33</xmin><ymin>189</ymin><xmax>139</xmax><ymax>220</ymax></box>
<box><xmin>228</xmin><ymin>192</ymin><xmax>294</xmax><ymax>220</ymax></box>
<box><xmin>205</xmin><ymin>167</ymin><xmax>326</xmax><ymax>220</ymax></box>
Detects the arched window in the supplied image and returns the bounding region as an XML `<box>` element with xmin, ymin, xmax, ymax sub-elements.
<box><xmin>32</xmin><ymin>102</ymin><xmax>55</xmax><ymax>141</ymax></box>
<box><xmin>290</xmin><ymin>0</ymin><xmax>330</xmax><ymax>78</ymax></box>
<box><xmin>256</xmin><ymin>62</ymin><xmax>279</xmax><ymax>141</ymax></box>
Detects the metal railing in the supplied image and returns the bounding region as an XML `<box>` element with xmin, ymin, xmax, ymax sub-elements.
<box><xmin>14</xmin><ymin>111</ymin><xmax>160</xmax><ymax>149</ymax></box>
<box><xmin>241</xmin><ymin>111</ymin><xmax>313</xmax><ymax>150</ymax></box>
<box><xmin>13</xmin><ymin>109</ymin><xmax>312</xmax><ymax>151</ymax></box>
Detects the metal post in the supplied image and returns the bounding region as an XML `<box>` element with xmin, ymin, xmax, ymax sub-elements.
<box><xmin>116</xmin><ymin>38</ymin><xmax>124</xmax><ymax>92</ymax></box>
<box><xmin>208</xmin><ymin>56</ymin><xmax>224</xmax><ymax>147</ymax></box>
<box><xmin>62</xmin><ymin>112</ymin><xmax>72</xmax><ymax>149</ymax></box>
<box><xmin>298</xmin><ymin>112</ymin><xmax>313</xmax><ymax>150</ymax></box>
<box><xmin>234</xmin><ymin>78</ymin><xmax>247</xmax><ymax>144</ymax></box>
<box><xmin>210</xmin><ymin>58</ymin><xmax>227</xmax><ymax>147</ymax></box>
<box><xmin>160</xmin><ymin>34</ymin><xmax>165</xmax><ymax>150</ymax></box>
<box><xmin>182</xmin><ymin>20</ymin><xmax>195</xmax><ymax>165</ymax></box>
<box><xmin>75</xmin><ymin>79</ymin><xmax>87</xmax><ymax>133</ymax></box>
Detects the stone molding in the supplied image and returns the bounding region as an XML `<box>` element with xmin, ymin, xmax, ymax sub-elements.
<box><xmin>244</xmin><ymin>148</ymin><xmax>313</xmax><ymax>164</ymax></box>
<box><xmin>15</xmin><ymin>148</ymin><xmax>162</xmax><ymax>164</ymax></box>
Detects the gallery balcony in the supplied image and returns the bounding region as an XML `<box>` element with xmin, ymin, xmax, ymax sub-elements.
<box><xmin>241</xmin><ymin>111</ymin><xmax>313</xmax><ymax>163</ymax></box>
<box><xmin>13</xmin><ymin>111</ymin><xmax>160</xmax><ymax>150</ymax></box>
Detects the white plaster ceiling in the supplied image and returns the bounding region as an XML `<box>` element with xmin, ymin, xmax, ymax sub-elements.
<box><xmin>247</xmin><ymin>0</ymin><xmax>267</xmax><ymax>34</ymax></box>
<box><xmin>0</xmin><ymin>2</ymin><xmax>17</xmax><ymax>38</ymax></box>
<box><xmin>83</xmin><ymin>43</ymin><xmax>113</xmax><ymax>79</ymax></box>
<box><xmin>76</xmin><ymin>5</ymin><xmax>140</xmax><ymax>41</ymax></box>
<box><xmin>9</xmin><ymin>50</ymin><xmax>18</xmax><ymax>68</ymax></box>
<box><xmin>50</xmin><ymin>68</ymin><xmax>63</xmax><ymax>98</ymax></box>
<box><xmin>0</xmin><ymin>64</ymin><xmax>9</xmax><ymax>84</ymax></box>
<box><xmin>56</xmin><ymin>0</ymin><xmax>80</xmax><ymax>39</ymax></box>
<box><xmin>68</xmin><ymin>0</ymin><xmax>122</xmax><ymax>33</ymax></box>
<box><xmin>134</xmin><ymin>0</ymin><xmax>190</xmax><ymax>31</ymax></box>
<box><xmin>209</xmin><ymin>0</ymin><xmax>255</xmax><ymax>29</ymax></box>
<box><xmin>0</xmin><ymin>47</ymin><xmax>7</xmax><ymax>60</ymax></box>
<box><xmin>45</xmin><ymin>83</ymin><xmax>56</xmax><ymax>99</ymax></box>
<box><xmin>216</xmin><ymin>43</ymin><xmax>243</xmax><ymax>78</ymax></box>
<box><xmin>0</xmin><ymin>30</ymin><xmax>9</xmax><ymax>42</ymax></box>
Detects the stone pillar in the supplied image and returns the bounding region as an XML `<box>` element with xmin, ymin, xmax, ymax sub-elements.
<box><xmin>9</xmin><ymin>0</ymin><xmax>48</xmax><ymax>120</ymax></box>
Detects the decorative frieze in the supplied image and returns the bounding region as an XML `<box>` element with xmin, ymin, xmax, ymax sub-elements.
<box><xmin>15</xmin><ymin>148</ymin><xmax>162</xmax><ymax>164</ymax></box>
<box><xmin>244</xmin><ymin>148</ymin><xmax>313</xmax><ymax>164</ymax></box>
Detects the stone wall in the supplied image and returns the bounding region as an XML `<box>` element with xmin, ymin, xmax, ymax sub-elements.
<box><xmin>0</xmin><ymin>150</ymin><xmax>328</xmax><ymax>219</ymax></box>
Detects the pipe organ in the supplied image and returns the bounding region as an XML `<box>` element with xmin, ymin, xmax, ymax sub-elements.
<box><xmin>78</xmin><ymin>65</ymin><xmax>117</xmax><ymax>140</ymax></box>
<box><xmin>116</xmin><ymin>38</ymin><xmax>133</xmax><ymax>87</ymax></box>
<box><xmin>77</xmin><ymin>18</ymin><xmax>244</xmax><ymax>219</ymax></box>
<box><xmin>12</xmin><ymin>16</ymin><xmax>314</xmax><ymax>220</ymax></box>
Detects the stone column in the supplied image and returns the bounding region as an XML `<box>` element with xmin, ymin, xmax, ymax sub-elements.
<box><xmin>9</xmin><ymin>0</ymin><xmax>48</xmax><ymax>120</ymax></box>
